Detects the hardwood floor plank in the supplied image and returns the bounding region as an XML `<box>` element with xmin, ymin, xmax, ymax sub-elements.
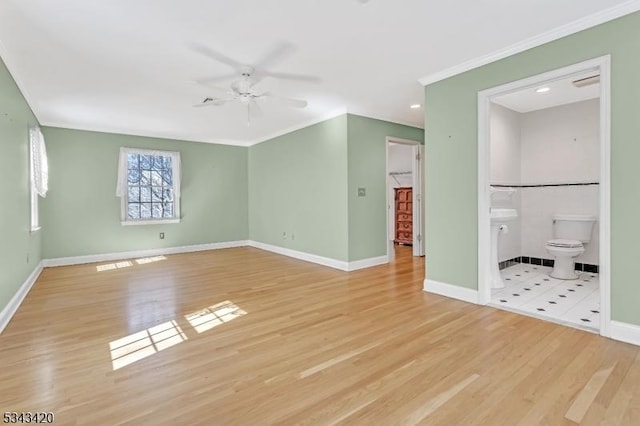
<box><xmin>406</xmin><ymin>373</ymin><xmax>480</xmax><ymax>425</ymax></box>
<box><xmin>565</xmin><ymin>364</ymin><xmax>616</xmax><ymax>423</ymax></box>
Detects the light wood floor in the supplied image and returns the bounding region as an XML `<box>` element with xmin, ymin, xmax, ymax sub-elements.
<box><xmin>1</xmin><ymin>246</ymin><xmax>639</xmax><ymax>425</ymax></box>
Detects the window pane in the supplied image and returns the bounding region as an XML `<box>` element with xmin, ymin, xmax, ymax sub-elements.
<box><xmin>140</xmin><ymin>187</ymin><xmax>151</xmax><ymax>202</ymax></box>
<box><xmin>151</xmin><ymin>171</ymin><xmax>162</xmax><ymax>186</ymax></box>
<box><xmin>151</xmin><ymin>187</ymin><xmax>163</xmax><ymax>202</ymax></box>
<box><xmin>127</xmin><ymin>154</ymin><xmax>139</xmax><ymax>169</ymax></box>
<box><xmin>141</xmin><ymin>170</ymin><xmax>151</xmax><ymax>186</ymax></box>
<box><xmin>140</xmin><ymin>155</ymin><xmax>152</xmax><ymax>170</ymax></box>
<box><xmin>152</xmin><ymin>203</ymin><xmax>163</xmax><ymax>219</ymax></box>
<box><xmin>162</xmin><ymin>188</ymin><xmax>173</xmax><ymax>202</ymax></box>
<box><xmin>161</xmin><ymin>169</ymin><xmax>173</xmax><ymax>186</ymax></box>
<box><xmin>153</xmin><ymin>156</ymin><xmax>165</xmax><ymax>171</ymax></box>
<box><xmin>163</xmin><ymin>156</ymin><xmax>173</xmax><ymax>169</ymax></box>
<box><xmin>163</xmin><ymin>203</ymin><xmax>174</xmax><ymax>218</ymax></box>
<box><xmin>128</xmin><ymin>169</ymin><xmax>140</xmax><ymax>185</ymax></box>
<box><xmin>128</xmin><ymin>187</ymin><xmax>140</xmax><ymax>203</ymax></box>
<box><xmin>128</xmin><ymin>203</ymin><xmax>140</xmax><ymax>219</ymax></box>
<box><xmin>140</xmin><ymin>203</ymin><xmax>152</xmax><ymax>219</ymax></box>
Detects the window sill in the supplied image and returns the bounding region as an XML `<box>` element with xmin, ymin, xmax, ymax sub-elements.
<box><xmin>121</xmin><ymin>219</ymin><xmax>180</xmax><ymax>226</ymax></box>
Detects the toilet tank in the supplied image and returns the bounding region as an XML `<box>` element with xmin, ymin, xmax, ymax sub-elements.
<box><xmin>552</xmin><ymin>214</ymin><xmax>597</xmax><ymax>243</ymax></box>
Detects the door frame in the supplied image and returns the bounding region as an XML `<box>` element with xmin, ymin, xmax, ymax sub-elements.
<box><xmin>385</xmin><ymin>137</ymin><xmax>425</xmax><ymax>261</ymax></box>
<box><xmin>476</xmin><ymin>55</ymin><xmax>611</xmax><ymax>337</ymax></box>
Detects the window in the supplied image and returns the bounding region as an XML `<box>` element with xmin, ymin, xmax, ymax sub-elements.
<box><xmin>29</xmin><ymin>126</ymin><xmax>48</xmax><ymax>232</ymax></box>
<box><xmin>116</xmin><ymin>148</ymin><xmax>181</xmax><ymax>225</ymax></box>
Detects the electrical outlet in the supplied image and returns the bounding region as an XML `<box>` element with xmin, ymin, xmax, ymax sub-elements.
<box><xmin>291</xmin><ymin>233</ymin><xmax>295</xmax><ymax>240</ymax></box>
<box><xmin>159</xmin><ymin>232</ymin><xmax>165</xmax><ymax>239</ymax></box>
<box><xmin>282</xmin><ymin>231</ymin><xmax>287</xmax><ymax>239</ymax></box>
<box><xmin>358</xmin><ymin>187</ymin><xmax>366</xmax><ymax>197</ymax></box>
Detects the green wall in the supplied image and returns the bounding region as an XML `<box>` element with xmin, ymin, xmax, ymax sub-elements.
<box><xmin>248</xmin><ymin>113</ymin><xmax>423</xmax><ymax>263</ymax></box>
<box><xmin>0</xmin><ymin>57</ymin><xmax>42</xmax><ymax>313</ymax></box>
<box><xmin>248</xmin><ymin>115</ymin><xmax>350</xmax><ymax>261</ymax></box>
<box><xmin>424</xmin><ymin>12</ymin><xmax>640</xmax><ymax>325</ymax></box>
<box><xmin>41</xmin><ymin>128</ymin><xmax>248</xmax><ymax>258</ymax></box>
<box><xmin>347</xmin><ymin>114</ymin><xmax>424</xmax><ymax>261</ymax></box>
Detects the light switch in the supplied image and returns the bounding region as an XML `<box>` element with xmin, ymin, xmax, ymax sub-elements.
<box><xmin>358</xmin><ymin>187</ymin><xmax>366</xmax><ymax>197</ymax></box>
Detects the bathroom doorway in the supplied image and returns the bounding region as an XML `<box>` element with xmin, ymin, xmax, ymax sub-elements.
<box><xmin>477</xmin><ymin>56</ymin><xmax>611</xmax><ymax>337</ymax></box>
<box><xmin>385</xmin><ymin>137</ymin><xmax>425</xmax><ymax>262</ymax></box>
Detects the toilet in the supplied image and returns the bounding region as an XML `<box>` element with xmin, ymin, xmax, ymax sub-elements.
<box><xmin>545</xmin><ymin>214</ymin><xmax>597</xmax><ymax>280</ymax></box>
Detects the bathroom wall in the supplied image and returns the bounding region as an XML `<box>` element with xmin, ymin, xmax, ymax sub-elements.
<box><xmin>490</xmin><ymin>103</ymin><xmax>521</xmax><ymax>185</ymax></box>
<box><xmin>520</xmin><ymin>99</ymin><xmax>600</xmax><ymax>185</ymax></box>
<box><xmin>490</xmin><ymin>103</ymin><xmax>521</xmax><ymax>261</ymax></box>
<box><xmin>519</xmin><ymin>99</ymin><xmax>600</xmax><ymax>264</ymax></box>
<box><xmin>489</xmin><ymin>99</ymin><xmax>600</xmax><ymax>265</ymax></box>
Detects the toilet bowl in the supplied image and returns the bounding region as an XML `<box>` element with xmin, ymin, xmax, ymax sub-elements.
<box><xmin>545</xmin><ymin>239</ymin><xmax>584</xmax><ymax>279</ymax></box>
<box><xmin>545</xmin><ymin>215</ymin><xmax>596</xmax><ymax>280</ymax></box>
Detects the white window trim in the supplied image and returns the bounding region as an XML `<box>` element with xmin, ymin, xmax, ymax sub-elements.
<box><xmin>29</xmin><ymin>182</ymin><xmax>41</xmax><ymax>233</ymax></box>
<box><xmin>117</xmin><ymin>147</ymin><xmax>181</xmax><ymax>226</ymax></box>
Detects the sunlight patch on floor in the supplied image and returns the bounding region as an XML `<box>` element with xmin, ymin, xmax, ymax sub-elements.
<box><xmin>97</xmin><ymin>261</ymin><xmax>133</xmax><ymax>272</ymax></box>
<box><xmin>109</xmin><ymin>320</ymin><xmax>187</xmax><ymax>370</ymax></box>
<box><xmin>135</xmin><ymin>256</ymin><xmax>167</xmax><ymax>265</ymax></box>
<box><xmin>96</xmin><ymin>256</ymin><xmax>166</xmax><ymax>272</ymax></box>
<box><xmin>185</xmin><ymin>301</ymin><xmax>247</xmax><ymax>333</ymax></box>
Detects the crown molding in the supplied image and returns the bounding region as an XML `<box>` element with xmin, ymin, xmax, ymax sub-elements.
<box><xmin>418</xmin><ymin>1</ymin><xmax>640</xmax><ymax>86</ymax></box>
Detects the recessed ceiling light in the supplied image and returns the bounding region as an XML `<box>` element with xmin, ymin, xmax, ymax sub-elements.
<box><xmin>410</xmin><ymin>104</ymin><xmax>421</xmax><ymax>109</ymax></box>
<box><xmin>535</xmin><ymin>87</ymin><xmax>551</xmax><ymax>93</ymax></box>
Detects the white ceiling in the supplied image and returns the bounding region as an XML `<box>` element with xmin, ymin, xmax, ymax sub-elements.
<box><xmin>492</xmin><ymin>71</ymin><xmax>601</xmax><ymax>113</ymax></box>
<box><xmin>0</xmin><ymin>0</ymin><xmax>634</xmax><ymax>146</ymax></box>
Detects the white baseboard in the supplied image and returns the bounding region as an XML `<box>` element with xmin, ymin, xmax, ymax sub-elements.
<box><xmin>423</xmin><ymin>279</ymin><xmax>479</xmax><ymax>304</ymax></box>
<box><xmin>610</xmin><ymin>320</ymin><xmax>640</xmax><ymax>346</ymax></box>
<box><xmin>247</xmin><ymin>240</ymin><xmax>349</xmax><ymax>271</ymax></box>
<box><xmin>247</xmin><ymin>241</ymin><xmax>390</xmax><ymax>272</ymax></box>
<box><xmin>42</xmin><ymin>240</ymin><xmax>249</xmax><ymax>267</ymax></box>
<box><xmin>0</xmin><ymin>262</ymin><xmax>43</xmax><ymax>334</ymax></box>
<box><xmin>347</xmin><ymin>255</ymin><xmax>389</xmax><ymax>271</ymax></box>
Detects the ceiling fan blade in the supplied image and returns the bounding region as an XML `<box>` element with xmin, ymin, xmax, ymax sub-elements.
<box><xmin>262</xmin><ymin>92</ymin><xmax>308</xmax><ymax>108</ymax></box>
<box><xmin>188</xmin><ymin>42</ymin><xmax>244</xmax><ymax>72</ymax></box>
<box><xmin>193</xmin><ymin>98</ymin><xmax>234</xmax><ymax>107</ymax></box>
<box><xmin>193</xmin><ymin>102</ymin><xmax>217</xmax><ymax>108</ymax></box>
<box><xmin>192</xmin><ymin>81</ymin><xmax>234</xmax><ymax>94</ymax></box>
<box><xmin>258</xmin><ymin>70</ymin><xmax>321</xmax><ymax>83</ymax></box>
<box><xmin>254</xmin><ymin>42</ymin><xmax>296</xmax><ymax>71</ymax></box>
<box><xmin>195</xmin><ymin>74</ymin><xmax>240</xmax><ymax>86</ymax></box>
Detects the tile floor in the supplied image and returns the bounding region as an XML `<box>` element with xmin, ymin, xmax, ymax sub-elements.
<box><xmin>490</xmin><ymin>263</ymin><xmax>600</xmax><ymax>332</ymax></box>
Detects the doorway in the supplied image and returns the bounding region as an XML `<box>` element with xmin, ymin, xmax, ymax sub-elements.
<box><xmin>385</xmin><ymin>137</ymin><xmax>425</xmax><ymax>262</ymax></box>
<box><xmin>477</xmin><ymin>56</ymin><xmax>611</xmax><ymax>337</ymax></box>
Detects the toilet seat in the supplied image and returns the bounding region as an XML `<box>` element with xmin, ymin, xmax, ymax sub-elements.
<box><xmin>546</xmin><ymin>239</ymin><xmax>583</xmax><ymax>249</ymax></box>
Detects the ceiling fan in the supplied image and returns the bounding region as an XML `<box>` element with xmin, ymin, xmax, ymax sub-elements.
<box><xmin>190</xmin><ymin>42</ymin><xmax>317</xmax><ymax>124</ymax></box>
